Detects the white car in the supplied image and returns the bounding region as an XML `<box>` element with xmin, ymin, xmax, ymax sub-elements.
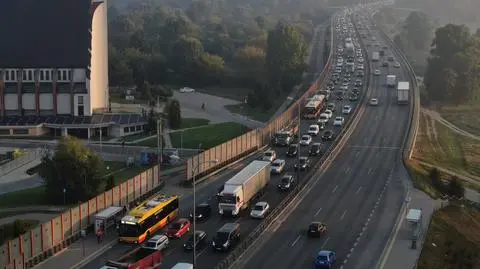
<box><xmin>357</xmin><ymin>58</ymin><xmax>364</xmax><ymax>63</ymax></box>
<box><xmin>250</xmin><ymin>202</ymin><xmax>270</xmax><ymax>219</ymax></box>
<box><xmin>299</xmin><ymin>135</ymin><xmax>313</xmax><ymax>146</ymax></box>
<box><xmin>144</xmin><ymin>235</ymin><xmax>169</xmax><ymax>250</ymax></box>
<box><xmin>357</xmin><ymin>64</ymin><xmax>364</xmax><ymax>70</ymax></box>
<box><xmin>308</xmin><ymin>125</ymin><xmax>320</xmax><ymax>136</ymax></box>
<box><xmin>262</xmin><ymin>150</ymin><xmax>277</xmax><ymax>162</ymax></box>
<box><xmin>318</xmin><ymin>113</ymin><xmax>329</xmax><ymax>124</ymax></box>
<box><xmin>394</xmin><ymin>62</ymin><xmax>401</xmax><ymax>68</ymax></box>
<box><xmin>324</xmin><ymin>109</ymin><xmax>333</xmax><ymax>119</ymax></box>
<box><xmin>179</xmin><ymin>87</ymin><xmax>195</xmax><ymax>93</ymax></box>
<box><xmin>370</xmin><ymin>98</ymin><xmax>379</xmax><ymax>106</ymax></box>
<box><xmin>270</xmin><ymin>159</ymin><xmax>286</xmax><ymax>174</ymax></box>
<box><xmin>374</xmin><ymin>69</ymin><xmax>381</xmax><ymax>76</ymax></box>
<box><xmin>333</xmin><ymin>117</ymin><xmax>345</xmax><ymax>126</ymax></box>
<box><xmin>342</xmin><ymin>105</ymin><xmax>352</xmax><ymax>114</ymax></box>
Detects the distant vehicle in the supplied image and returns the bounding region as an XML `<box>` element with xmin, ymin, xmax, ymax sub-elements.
<box><xmin>318</xmin><ymin>121</ymin><xmax>326</xmax><ymax>130</ymax></box>
<box><xmin>308</xmin><ymin>124</ymin><xmax>320</xmax><ymax>136</ymax></box>
<box><xmin>387</xmin><ymin>75</ymin><xmax>396</xmax><ymax>87</ymax></box>
<box><xmin>183</xmin><ymin>231</ymin><xmax>207</xmax><ymax>251</ymax></box>
<box><xmin>294</xmin><ymin>157</ymin><xmax>311</xmax><ymax>171</ymax></box>
<box><xmin>397</xmin><ymin>81</ymin><xmax>410</xmax><ymax>105</ymax></box>
<box><xmin>374</xmin><ymin>69</ymin><xmax>381</xmax><ymax>76</ymax></box>
<box><xmin>299</xmin><ymin>135</ymin><xmax>313</xmax><ymax>146</ymax></box>
<box><xmin>382</xmin><ymin>62</ymin><xmax>389</xmax><ymax>67</ymax></box>
<box><xmin>354</xmin><ymin>79</ymin><xmax>362</xmax><ymax>87</ymax></box>
<box><xmin>212</xmin><ymin>223</ymin><xmax>240</xmax><ymax>251</ymax></box>
<box><xmin>309</xmin><ymin>143</ymin><xmax>322</xmax><ymax>156</ymax></box>
<box><xmin>326</xmin><ymin>103</ymin><xmax>336</xmax><ymax>112</ymax></box>
<box><xmin>314</xmin><ymin>250</ymin><xmax>336</xmax><ymax>268</ymax></box>
<box><xmin>303</xmin><ymin>95</ymin><xmax>326</xmax><ymax>119</ymax></box>
<box><xmin>218</xmin><ymin>161</ymin><xmax>271</xmax><ymax>216</ymax></box>
<box><xmin>342</xmin><ymin>105</ymin><xmax>352</xmax><ymax>114</ymax></box>
<box><xmin>308</xmin><ymin>222</ymin><xmax>327</xmax><ymax>237</ymax></box>
<box><xmin>101</xmin><ymin>245</ymin><xmax>163</xmax><ymax>269</ymax></box>
<box><xmin>271</xmin><ymin>159</ymin><xmax>286</xmax><ymax>174</ymax></box>
<box><xmin>179</xmin><ymin>87</ymin><xmax>195</xmax><ymax>93</ymax></box>
<box><xmin>250</xmin><ymin>202</ymin><xmax>270</xmax><ymax>219</ymax></box>
<box><xmin>393</xmin><ymin>62</ymin><xmax>401</xmax><ymax>68</ymax></box>
<box><xmin>388</xmin><ymin>56</ymin><xmax>395</xmax><ymax>61</ymax></box>
<box><xmin>189</xmin><ymin>203</ymin><xmax>211</xmax><ymax>222</ymax></box>
<box><xmin>273</xmin><ymin>121</ymin><xmax>298</xmax><ymax>146</ymax></box>
<box><xmin>371</xmin><ymin>52</ymin><xmax>380</xmax><ymax>61</ymax></box>
<box><xmin>286</xmin><ymin>144</ymin><xmax>299</xmax><ymax>157</ymax></box>
<box><xmin>333</xmin><ymin>117</ymin><xmax>344</xmax><ymax>126</ymax></box>
<box><xmin>357</xmin><ymin>57</ymin><xmax>364</xmax><ymax>63</ymax></box>
<box><xmin>278</xmin><ymin>175</ymin><xmax>296</xmax><ymax>191</ymax></box>
<box><xmin>370</xmin><ymin>98</ymin><xmax>379</xmax><ymax>106</ymax></box>
<box><xmin>143</xmin><ymin>235</ymin><xmax>169</xmax><ymax>251</ymax></box>
<box><xmin>324</xmin><ymin>110</ymin><xmax>333</xmax><ymax>119</ymax></box>
<box><xmin>321</xmin><ymin>130</ymin><xmax>334</xmax><ymax>141</ymax></box>
<box><xmin>171</xmin><ymin>263</ymin><xmax>194</xmax><ymax>269</ymax></box>
<box><xmin>379</xmin><ymin>50</ymin><xmax>385</xmax><ymax>56</ymax></box>
<box><xmin>262</xmin><ymin>150</ymin><xmax>277</xmax><ymax>162</ymax></box>
<box><xmin>166</xmin><ymin>218</ymin><xmax>191</xmax><ymax>238</ymax></box>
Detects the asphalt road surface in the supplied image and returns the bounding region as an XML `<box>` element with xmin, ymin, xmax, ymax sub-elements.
<box><xmin>81</xmin><ymin>12</ymin><xmax>364</xmax><ymax>269</ymax></box>
<box><xmin>237</xmin><ymin>12</ymin><xmax>411</xmax><ymax>269</ymax></box>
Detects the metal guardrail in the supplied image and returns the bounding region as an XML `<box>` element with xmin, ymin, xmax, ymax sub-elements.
<box><xmin>213</xmin><ymin>12</ymin><xmax>371</xmax><ymax>269</ymax></box>
<box><xmin>0</xmin><ymin>148</ymin><xmax>43</xmax><ymax>178</ymax></box>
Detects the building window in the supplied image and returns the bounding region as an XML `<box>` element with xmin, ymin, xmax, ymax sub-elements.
<box><xmin>40</xmin><ymin>71</ymin><xmax>44</xmax><ymax>81</ymax></box>
<box><xmin>13</xmin><ymin>129</ymin><xmax>29</xmax><ymax>135</ymax></box>
<box><xmin>28</xmin><ymin>70</ymin><xmax>33</xmax><ymax>81</ymax></box>
<box><xmin>57</xmin><ymin>70</ymin><xmax>61</xmax><ymax>80</ymax></box>
<box><xmin>124</xmin><ymin>127</ymin><xmax>129</xmax><ymax>133</ymax></box>
<box><xmin>46</xmin><ymin>70</ymin><xmax>50</xmax><ymax>80</ymax></box>
<box><xmin>68</xmin><ymin>70</ymin><xmax>72</xmax><ymax>80</ymax></box>
<box><xmin>50</xmin><ymin>70</ymin><xmax>53</xmax><ymax>80</ymax></box>
<box><xmin>23</xmin><ymin>70</ymin><xmax>26</xmax><ymax>80</ymax></box>
<box><xmin>78</xmin><ymin>96</ymin><xmax>84</xmax><ymax>105</ymax></box>
<box><xmin>136</xmin><ymin>125</ymin><xmax>142</xmax><ymax>131</ymax></box>
<box><xmin>62</xmin><ymin>70</ymin><xmax>67</xmax><ymax>81</ymax></box>
<box><xmin>5</xmin><ymin>71</ymin><xmax>9</xmax><ymax>81</ymax></box>
<box><xmin>11</xmin><ymin>71</ymin><xmax>15</xmax><ymax>80</ymax></box>
<box><xmin>129</xmin><ymin>126</ymin><xmax>135</xmax><ymax>132</ymax></box>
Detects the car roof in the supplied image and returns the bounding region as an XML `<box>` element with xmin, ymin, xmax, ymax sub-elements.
<box><xmin>149</xmin><ymin>234</ymin><xmax>167</xmax><ymax>241</ymax></box>
<box><xmin>255</xmin><ymin>201</ymin><xmax>269</xmax><ymax>206</ymax></box>
<box><xmin>282</xmin><ymin>174</ymin><xmax>293</xmax><ymax>179</ymax></box>
<box><xmin>318</xmin><ymin>250</ymin><xmax>333</xmax><ymax>256</ymax></box>
<box><xmin>197</xmin><ymin>203</ymin><xmax>210</xmax><ymax>208</ymax></box>
<box><xmin>299</xmin><ymin>156</ymin><xmax>308</xmax><ymax>160</ymax></box>
<box><xmin>272</xmin><ymin>159</ymin><xmax>284</xmax><ymax>164</ymax></box>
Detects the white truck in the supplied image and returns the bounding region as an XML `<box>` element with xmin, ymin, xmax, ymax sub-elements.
<box><xmin>345</xmin><ymin>42</ymin><xmax>355</xmax><ymax>58</ymax></box>
<box><xmin>397</xmin><ymin>81</ymin><xmax>410</xmax><ymax>104</ymax></box>
<box><xmin>386</xmin><ymin>75</ymin><xmax>396</xmax><ymax>88</ymax></box>
<box><xmin>218</xmin><ymin>160</ymin><xmax>271</xmax><ymax>216</ymax></box>
<box><xmin>372</xmin><ymin>52</ymin><xmax>380</xmax><ymax>61</ymax></box>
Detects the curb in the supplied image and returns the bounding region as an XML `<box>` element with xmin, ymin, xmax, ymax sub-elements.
<box><xmin>70</xmin><ymin>239</ymin><xmax>118</xmax><ymax>269</ymax></box>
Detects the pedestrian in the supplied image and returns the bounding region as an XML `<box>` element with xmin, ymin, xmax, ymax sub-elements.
<box><xmin>97</xmin><ymin>228</ymin><xmax>104</xmax><ymax>244</ymax></box>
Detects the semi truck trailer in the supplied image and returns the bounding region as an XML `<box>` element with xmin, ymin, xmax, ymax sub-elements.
<box><xmin>101</xmin><ymin>246</ymin><xmax>163</xmax><ymax>269</ymax></box>
<box><xmin>218</xmin><ymin>160</ymin><xmax>271</xmax><ymax>216</ymax></box>
<box><xmin>386</xmin><ymin>75</ymin><xmax>396</xmax><ymax>87</ymax></box>
<box><xmin>397</xmin><ymin>81</ymin><xmax>410</xmax><ymax>105</ymax></box>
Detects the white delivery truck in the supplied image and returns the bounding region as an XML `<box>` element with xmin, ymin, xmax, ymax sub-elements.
<box><xmin>218</xmin><ymin>160</ymin><xmax>271</xmax><ymax>216</ymax></box>
<box><xmin>386</xmin><ymin>75</ymin><xmax>396</xmax><ymax>87</ymax></box>
<box><xmin>397</xmin><ymin>81</ymin><xmax>410</xmax><ymax>104</ymax></box>
<box><xmin>372</xmin><ymin>52</ymin><xmax>380</xmax><ymax>61</ymax></box>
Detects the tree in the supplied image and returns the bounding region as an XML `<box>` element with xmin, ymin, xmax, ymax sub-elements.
<box><xmin>164</xmin><ymin>99</ymin><xmax>182</xmax><ymax>129</ymax></box>
<box><xmin>429</xmin><ymin>167</ymin><xmax>443</xmax><ymax>192</ymax></box>
<box><xmin>447</xmin><ymin>176</ymin><xmax>465</xmax><ymax>198</ymax></box>
<box><xmin>105</xmin><ymin>175</ymin><xmax>116</xmax><ymax>191</ymax></box>
<box><xmin>234</xmin><ymin>45</ymin><xmax>266</xmax><ymax>78</ymax></box>
<box><xmin>403</xmin><ymin>11</ymin><xmax>432</xmax><ymax>51</ymax></box>
<box><xmin>39</xmin><ymin>136</ymin><xmax>106</xmax><ymax>204</ymax></box>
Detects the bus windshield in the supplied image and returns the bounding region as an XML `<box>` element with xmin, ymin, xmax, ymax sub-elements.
<box><xmin>119</xmin><ymin>223</ymin><xmax>140</xmax><ymax>237</ymax></box>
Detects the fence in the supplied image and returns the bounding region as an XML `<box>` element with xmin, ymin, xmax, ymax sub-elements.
<box><xmin>0</xmin><ymin>165</ymin><xmax>163</xmax><ymax>269</ymax></box>
<box><xmin>185</xmin><ymin>16</ymin><xmax>336</xmax><ymax>181</ymax></box>
<box><xmin>0</xmin><ymin>148</ymin><xmax>43</xmax><ymax>178</ymax></box>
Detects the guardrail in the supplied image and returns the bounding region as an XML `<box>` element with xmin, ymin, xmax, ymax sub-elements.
<box><xmin>185</xmin><ymin>16</ymin><xmax>336</xmax><ymax>182</ymax></box>
<box><xmin>213</xmin><ymin>12</ymin><xmax>371</xmax><ymax>269</ymax></box>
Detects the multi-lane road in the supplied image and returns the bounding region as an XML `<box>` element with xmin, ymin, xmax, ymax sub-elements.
<box><xmin>235</xmin><ymin>10</ymin><xmax>411</xmax><ymax>269</ymax></box>
<box><xmin>82</xmin><ymin>12</ymin><xmax>372</xmax><ymax>269</ymax></box>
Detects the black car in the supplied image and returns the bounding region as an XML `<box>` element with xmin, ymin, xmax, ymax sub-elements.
<box><xmin>382</xmin><ymin>62</ymin><xmax>388</xmax><ymax>67</ymax></box>
<box><xmin>286</xmin><ymin>144</ymin><xmax>299</xmax><ymax>157</ymax></box>
<box><xmin>294</xmin><ymin>157</ymin><xmax>311</xmax><ymax>171</ymax></box>
<box><xmin>189</xmin><ymin>203</ymin><xmax>212</xmax><ymax>221</ymax></box>
<box><xmin>336</xmin><ymin>92</ymin><xmax>344</xmax><ymax>100</ymax></box>
<box><xmin>354</xmin><ymin>80</ymin><xmax>363</xmax><ymax>87</ymax></box>
<box><xmin>349</xmin><ymin>94</ymin><xmax>359</xmax><ymax>101</ymax></box>
<box><xmin>322</xmin><ymin>130</ymin><xmax>334</xmax><ymax>141</ymax></box>
<box><xmin>309</xmin><ymin>143</ymin><xmax>322</xmax><ymax>156</ymax></box>
<box><xmin>216</xmin><ymin>185</ymin><xmax>224</xmax><ymax>201</ymax></box>
<box><xmin>352</xmin><ymin>88</ymin><xmax>360</xmax><ymax>94</ymax></box>
<box><xmin>212</xmin><ymin>223</ymin><xmax>240</xmax><ymax>251</ymax></box>
<box><xmin>326</xmin><ymin>103</ymin><xmax>336</xmax><ymax>112</ymax></box>
<box><xmin>277</xmin><ymin>175</ymin><xmax>296</xmax><ymax>191</ymax></box>
<box><xmin>184</xmin><ymin>231</ymin><xmax>207</xmax><ymax>251</ymax></box>
<box><xmin>379</xmin><ymin>50</ymin><xmax>385</xmax><ymax>56</ymax></box>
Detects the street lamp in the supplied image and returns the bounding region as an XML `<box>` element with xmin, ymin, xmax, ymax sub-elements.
<box><xmin>192</xmin><ymin>159</ymin><xmax>218</xmax><ymax>268</ymax></box>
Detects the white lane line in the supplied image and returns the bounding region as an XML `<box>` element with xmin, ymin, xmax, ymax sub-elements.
<box><xmin>315</xmin><ymin>207</ymin><xmax>323</xmax><ymax>216</ymax></box>
<box><xmin>332</xmin><ymin>185</ymin><xmax>339</xmax><ymax>193</ymax></box>
<box><xmin>356</xmin><ymin>186</ymin><xmax>362</xmax><ymax>194</ymax></box>
<box><xmin>291</xmin><ymin>235</ymin><xmax>301</xmax><ymax>247</ymax></box>
<box><xmin>321</xmin><ymin>237</ymin><xmax>330</xmax><ymax>248</ymax></box>
<box><xmin>196</xmin><ymin>248</ymin><xmax>207</xmax><ymax>257</ymax></box>
<box><xmin>341</xmin><ymin>210</ymin><xmax>347</xmax><ymax>220</ymax></box>
<box><xmin>345</xmin><ymin>167</ymin><xmax>351</xmax><ymax>174</ymax></box>
<box><xmin>368</xmin><ymin>168</ymin><xmax>373</xmax><ymax>175</ymax></box>
<box><xmin>355</xmin><ymin>151</ymin><xmax>360</xmax><ymax>158</ymax></box>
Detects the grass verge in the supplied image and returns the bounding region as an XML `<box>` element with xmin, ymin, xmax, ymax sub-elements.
<box><xmin>417</xmin><ymin>204</ymin><xmax>480</xmax><ymax>269</ymax></box>
<box><xmin>0</xmin><ymin>187</ymin><xmax>47</xmax><ymax>208</ymax></box>
<box><xmin>225</xmin><ymin>96</ymin><xmax>286</xmax><ymax>123</ymax></box>
<box><xmin>195</xmin><ymin>87</ymin><xmax>250</xmax><ymax>102</ymax></box>
<box><xmin>439</xmin><ymin>105</ymin><xmax>480</xmax><ymax>137</ymax></box>
<box><xmin>175</xmin><ymin>118</ymin><xmax>210</xmax><ymax>130</ymax></box>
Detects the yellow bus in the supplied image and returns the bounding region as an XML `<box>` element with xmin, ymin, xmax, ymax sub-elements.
<box><xmin>119</xmin><ymin>194</ymin><xmax>179</xmax><ymax>243</ymax></box>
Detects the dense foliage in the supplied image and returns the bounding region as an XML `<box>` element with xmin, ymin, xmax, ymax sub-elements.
<box><xmin>424</xmin><ymin>24</ymin><xmax>480</xmax><ymax>104</ymax></box>
<box><xmin>108</xmin><ymin>0</ymin><xmax>327</xmax><ymax>108</ymax></box>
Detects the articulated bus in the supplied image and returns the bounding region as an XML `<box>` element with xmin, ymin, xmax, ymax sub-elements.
<box><xmin>119</xmin><ymin>194</ymin><xmax>179</xmax><ymax>243</ymax></box>
<box><xmin>303</xmin><ymin>95</ymin><xmax>325</xmax><ymax>119</ymax></box>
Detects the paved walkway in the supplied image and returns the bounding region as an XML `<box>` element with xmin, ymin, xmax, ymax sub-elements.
<box><xmin>423</xmin><ymin>108</ymin><xmax>480</xmax><ymax>141</ymax></box>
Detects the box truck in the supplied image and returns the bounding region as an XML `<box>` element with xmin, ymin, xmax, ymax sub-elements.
<box><xmin>372</xmin><ymin>52</ymin><xmax>380</xmax><ymax>61</ymax></box>
<box><xmin>218</xmin><ymin>160</ymin><xmax>271</xmax><ymax>216</ymax></box>
<box><xmin>397</xmin><ymin>81</ymin><xmax>410</xmax><ymax>104</ymax></box>
<box><xmin>386</xmin><ymin>75</ymin><xmax>396</xmax><ymax>87</ymax></box>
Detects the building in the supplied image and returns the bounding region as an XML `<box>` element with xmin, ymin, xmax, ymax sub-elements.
<box><xmin>0</xmin><ymin>0</ymin><xmax>147</xmax><ymax>138</ymax></box>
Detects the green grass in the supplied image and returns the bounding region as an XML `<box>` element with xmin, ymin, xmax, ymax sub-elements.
<box><xmin>169</xmin><ymin>122</ymin><xmax>250</xmax><ymax>149</ymax></box>
<box><xmin>121</xmin><ymin>132</ymin><xmax>155</xmax><ymax>142</ymax></box>
<box><xmin>175</xmin><ymin>118</ymin><xmax>210</xmax><ymax>130</ymax></box>
<box><xmin>104</xmin><ymin>161</ymin><xmax>152</xmax><ymax>183</ymax></box>
<box><xmin>0</xmin><ymin>187</ymin><xmax>47</xmax><ymax>208</ymax></box>
<box><xmin>417</xmin><ymin>205</ymin><xmax>480</xmax><ymax>269</ymax></box>
<box><xmin>225</xmin><ymin>96</ymin><xmax>287</xmax><ymax>123</ymax></box>
<box><xmin>439</xmin><ymin>105</ymin><xmax>480</xmax><ymax>137</ymax></box>
<box><xmin>0</xmin><ymin>220</ymin><xmax>40</xmax><ymax>245</ymax></box>
<box><xmin>405</xmin><ymin>161</ymin><xmax>441</xmax><ymax>199</ymax></box>
<box><xmin>195</xmin><ymin>87</ymin><xmax>251</xmax><ymax>102</ymax></box>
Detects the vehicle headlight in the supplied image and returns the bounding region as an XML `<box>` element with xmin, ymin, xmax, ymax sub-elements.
<box><xmin>198</xmin><ymin>214</ymin><xmax>203</xmax><ymax>218</ymax></box>
<box><xmin>219</xmin><ymin>209</ymin><xmax>223</xmax><ymax>214</ymax></box>
<box><xmin>223</xmin><ymin>242</ymin><xmax>229</xmax><ymax>247</ymax></box>
<box><xmin>212</xmin><ymin>241</ymin><xmax>216</xmax><ymax>246</ymax></box>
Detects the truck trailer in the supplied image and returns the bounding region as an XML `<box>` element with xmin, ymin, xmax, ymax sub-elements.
<box><xmin>372</xmin><ymin>52</ymin><xmax>380</xmax><ymax>61</ymax></box>
<box><xmin>386</xmin><ymin>75</ymin><xmax>396</xmax><ymax>88</ymax></box>
<box><xmin>218</xmin><ymin>160</ymin><xmax>271</xmax><ymax>216</ymax></box>
<box><xmin>397</xmin><ymin>81</ymin><xmax>410</xmax><ymax>105</ymax></box>
<box><xmin>101</xmin><ymin>246</ymin><xmax>163</xmax><ymax>269</ymax></box>
<box><xmin>273</xmin><ymin>120</ymin><xmax>298</xmax><ymax>146</ymax></box>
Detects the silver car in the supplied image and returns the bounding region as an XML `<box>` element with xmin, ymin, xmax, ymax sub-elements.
<box><xmin>143</xmin><ymin>234</ymin><xmax>169</xmax><ymax>250</ymax></box>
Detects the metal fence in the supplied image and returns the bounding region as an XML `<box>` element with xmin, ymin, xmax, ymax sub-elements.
<box><xmin>0</xmin><ymin>149</ymin><xmax>43</xmax><ymax>178</ymax></box>
<box><xmin>0</xmin><ymin>165</ymin><xmax>163</xmax><ymax>269</ymax></box>
<box><xmin>185</xmin><ymin>17</ymin><xmax>336</xmax><ymax>181</ymax></box>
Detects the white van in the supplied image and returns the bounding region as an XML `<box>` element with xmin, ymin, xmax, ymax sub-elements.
<box><xmin>171</xmin><ymin>263</ymin><xmax>194</xmax><ymax>269</ymax></box>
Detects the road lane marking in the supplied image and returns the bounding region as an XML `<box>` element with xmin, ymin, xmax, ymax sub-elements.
<box><xmin>355</xmin><ymin>151</ymin><xmax>360</xmax><ymax>157</ymax></box>
<box><xmin>345</xmin><ymin>167</ymin><xmax>351</xmax><ymax>174</ymax></box>
<box><xmin>341</xmin><ymin>210</ymin><xmax>347</xmax><ymax>220</ymax></box>
<box><xmin>196</xmin><ymin>248</ymin><xmax>207</xmax><ymax>257</ymax></box>
<box><xmin>356</xmin><ymin>186</ymin><xmax>362</xmax><ymax>194</ymax></box>
<box><xmin>332</xmin><ymin>185</ymin><xmax>338</xmax><ymax>193</ymax></box>
<box><xmin>368</xmin><ymin>168</ymin><xmax>373</xmax><ymax>175</ymax></box>
<box><xmin>321</xmin><ymin>237</ymin><xmax>330</xmax><ymax>248</ymax></box>
<box><xmin>315</xmin><ymin>207</ymin><xmax>323</xmax><ymax>216</ymax></box>
<box><xmin>291</xmin><ymin>235</ymin><xmax>301</xmax><ymax>247</ymax></box>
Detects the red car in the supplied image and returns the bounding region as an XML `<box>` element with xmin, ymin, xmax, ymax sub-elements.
<box><xmin>165</xmin><ymin>218</ymin><xmax>191</xmax><ymax>238</ymax></box>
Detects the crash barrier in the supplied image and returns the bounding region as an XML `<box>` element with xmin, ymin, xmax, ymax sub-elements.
<box><xmin>214</xmin><ymin>13</ymin><xmax>371</xmax><ymax>269</ymax></box>
<box><xmin>185</xmin><ymin>16</ymin><xmax>336</xmax><ymax>181</ymax></box>
<box><xmin>0</xmin><ymin>165</ymin><xmax>164</xmax><ymax>269</ymax></box>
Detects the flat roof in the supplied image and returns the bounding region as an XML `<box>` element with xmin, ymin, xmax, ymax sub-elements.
<box><xmin>95</xmin><ymin>206</ymin><xmax>123</xmax><ymax>219</ymax></box>
<box><xmin>0</xmin><ymin>114</ymin><xmax>147</xmax><ymax>128</ymax></box>
<box><xmin>406</xmin><ymin>209</ymin><xmax>422</xmax><ymax>222</ymax></box>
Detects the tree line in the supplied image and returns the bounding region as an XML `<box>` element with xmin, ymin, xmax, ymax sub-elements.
<box><xmin>108</xmin><ymin>0</ymin><xmax>328</xmax><ymax>110</ymax></box>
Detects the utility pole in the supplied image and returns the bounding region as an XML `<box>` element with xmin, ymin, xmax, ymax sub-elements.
<box><xmin>157</xmin><ymin>119</ymin><xmax>162</xmax><ymax>167</ymax></box>
<box><xmin>297</xmin><ymin>102</ymin><xmax>301</xmax><ymax>183</ymax></box>
<box><xmin>99</xmin><ymin>127</ymin><xmax>103</xmax><ymax>155</ymax></box>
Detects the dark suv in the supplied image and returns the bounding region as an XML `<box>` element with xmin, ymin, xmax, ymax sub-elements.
<box><xmin>322</xmin><ymin>130</ymin><xmax>334</xmax><ymax>141</ymax></box>
<box><xmin>286</xmin><ymin>144</ymin><xmax>299</xmax><ymax>157</ymax></box>
<box><xmin>189</xmin><ymin>203</ymin><xmax>212</xmax><ymax>221</ymax></box>
<box><xmin>278</xmin><ymin>175</ymin><xmax>296</xmax><ymax>191</ymax></box>
<box><xmin>212</xmin><ymin>223</ymin><xmax>240</xmax><ymax>251</ymax></box>
<box><xmin>294</xmin><ymin>157</ymin><xmax>311</xmax><ymax>171</ymax></box>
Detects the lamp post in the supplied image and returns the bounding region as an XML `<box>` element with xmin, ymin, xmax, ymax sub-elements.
<box><xmin>192</xmin><ymin>159</ymin><xmax>218</xmax><ymax>268</ymax></box>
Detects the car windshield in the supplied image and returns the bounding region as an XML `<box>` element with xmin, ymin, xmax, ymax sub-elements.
<box><xmin>145</xmin><ymin>241</ymin><xmax>157</xmax><ymax>248</ymax></box>
<box><xmin>320</xmin><ymin>115</ymin><xmax>327</xmax><ymax>119</ymax></box>
<box><xmin>281</xmin><ymin>177</ymin><xmax>291</xmax><ymax>184</ymax></box>
<box><xmin>272</xmin><ymin>162</ymin><xmax>281</xmax><ymax>167</ymax></box>
<box><xmin>309</xmin><ymin>127</ymin><xmax>316</xmax><ymax>131</ymax></box>
<box><xmin>336</xmin><ymin>117</ymin><xmax>342</xmax><ymax>121</ymax></box>
<box><xmin>317</xmin><ymin>255</ymin><xmax>328</xmax><ymax>261</ymax></box>
<box><xmin>169</xmin><ymin>222</ymin><xmax>181</xmax><ymax>230</ymax></box>
<box><xmin>301</xmin><ymin>136</ymin><xmax>309</xmax><ymax>140</ymax></box>
<box><xmin>253</xmin><ymin>205</ymin><xmax>264</xmax><ymax>211</ymax></box>
<box><xmin>216</xmin><ymin>232</ymin><xmax>230</xmax><ymax>242</ymax></box>
<box><xmin>344</xmin><ymin>106</ymin><xmax>350</xmax><ymax>109</ymax></box>
<box><xmin>265</xmin><ymin>152</ymin><xmax>272</xmax><ymax>157</ymax></box>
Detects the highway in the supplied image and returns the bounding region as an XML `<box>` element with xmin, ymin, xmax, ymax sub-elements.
<box><xmin>82</xmin><ymin>12</ymin><xmax>363</xmax><ymax>269</ymax></box>
<box><xmin>235</xmin><ymin>10</ymin><xmax>411</xmax><ymax>269</ymax></box>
